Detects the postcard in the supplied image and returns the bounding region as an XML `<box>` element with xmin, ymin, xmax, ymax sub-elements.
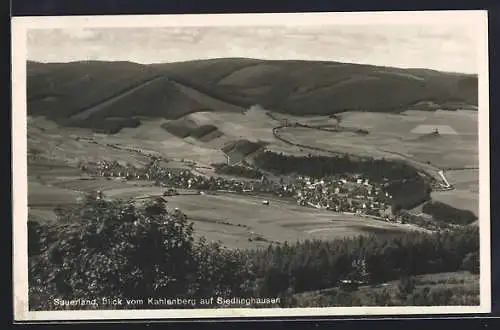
<box><xmin>12</xmin><ymin>10</ymin><xmax>491</xmax><ymax>321</ymax></box>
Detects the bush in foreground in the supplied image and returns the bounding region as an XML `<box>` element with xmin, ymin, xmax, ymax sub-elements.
<box><xmin>28</xmin><ymin>195</ymin><xmax>253</xmax><ymax>310</ymax></box>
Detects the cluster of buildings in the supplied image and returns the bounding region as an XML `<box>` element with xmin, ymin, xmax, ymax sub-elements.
<box><xmin>290</xmin><ymin>175</ymin><xmax>393</xmax><ymax>218</ymax></box>
<box><xmin>82</xmin><ymin>158</ymin><xmax>395</xmax><ymax>219</ymax></box>
<box><xmin>81</xmin><ymin>158</ymin><xmax>282</xmax><ymax>195</ymax></box>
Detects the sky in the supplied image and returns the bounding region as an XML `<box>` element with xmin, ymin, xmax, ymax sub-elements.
<box><xmin>27</xmin><ymin>24</ymin><xmax>479</xmax><ymax>74</ymax></box>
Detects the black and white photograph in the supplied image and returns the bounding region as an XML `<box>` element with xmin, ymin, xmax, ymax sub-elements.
<box><xmin>12</xmin><ymin>11</ymin><xmax>490</xmax><ymax>321</ymax></box>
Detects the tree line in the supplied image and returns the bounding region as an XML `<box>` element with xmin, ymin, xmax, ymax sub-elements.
<box><xmin>422</xmin><ymin>201</ymin><xmax>478</xmax><ymax>225</ymax></box>
<box><xmin>28</xmin><ymin>194</ymin><xmax>479</xmax><ymax>310</ymax></box>
<box><xmin>212</xmin><ymin>163</ymin><xmax>264</xmax><ymax>179</ymax></box>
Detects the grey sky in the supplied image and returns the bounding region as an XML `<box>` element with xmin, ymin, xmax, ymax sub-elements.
<box><xmin>27</xmin><ymin>24</ymin><xmax>478</xmax><ymax>73</ymax></box>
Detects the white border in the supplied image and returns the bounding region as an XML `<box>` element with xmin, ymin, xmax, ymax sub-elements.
<box><xmin>12</xmin><ymin>11</ymin><xmax>491</xmax><ymax>321</ymax></box>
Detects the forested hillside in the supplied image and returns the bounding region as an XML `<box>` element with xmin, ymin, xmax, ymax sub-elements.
<box><xmin>27</xmin><ymin>59</ymin><xmax>477</xmax><ymax>133</ymax></box>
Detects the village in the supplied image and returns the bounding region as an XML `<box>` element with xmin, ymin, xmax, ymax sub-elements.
<box><xmin>80</xmin><ymin>157</ymin><xmax>398</xmax><ymax>222</ymax></box>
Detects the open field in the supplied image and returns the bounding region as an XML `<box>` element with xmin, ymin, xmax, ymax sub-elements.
<box><xmin>28</xmin><ymin>117</ymin><xmax>152</xmax><ymax>167</ymax></box>
<box><xmin>431</xmin><ymin>189</ymin><xmax>478</xmax><ymax>216</ymax></box>
<box><xmin>278</xmin><ymin>110</ymin><xmax>478</xmax><ymax>169</ymax></box>
<box><xmin>28</xmin><ymin>160</ymin><xmax>84</xmax><ymax>181</ymax></box>
<box><xmin>278</xmin><ymin>127</ymin><xmax>389</xmax><ymax>158</ymax></box>
<box><xmin>263</xmin><ymin>143</ymin><xmax>333</xmax><ymax>157</ymax></box>
<box><xmin>29</xmin><ymin>108</ymin><xmax>285</xmax><ymax>169</ymax></box>
<box><xmin>28</xmin><ymin>181</ymin><xmax>84</xmax><ymax>207</ymax></box>
<box><xmin>266</xmin><ymin>111</ymin><xmax>340</xmax><ymax>127</ymax></box>
<box><xmin>431</xmin><ymin>169</ymin><xmax>479</xmax><ymax>215</ymax></box>
<box><xmin>29</xmin><ymin>116</ymin><xmax>227</xmax><ymax>167</ymax></box>
<box><xmin>444</xmin><ymin>169</ymin><xmax>480</xmax><ymax>190</ymax></box>
<box><xmin>111</xmin><ymin>189</ymin><xmax>423</xmax><ymax>248</ymax></box>
<box><xmin>185</xmin><ymin>108</ymin><xmax>279</xmax><ymax>142</ymax></box>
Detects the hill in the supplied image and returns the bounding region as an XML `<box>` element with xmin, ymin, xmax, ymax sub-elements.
<box><xmin>155</xmin><ymin>58</ymin><xmax>477</xmax><ymax>115</ymax></box>
<box><xmin>27</xmin><ymin>58</ymin><xmax>478</xmax><ymax>132</ymax></box>
<box><xmin>291</xmin><ymin>271</ymin><xmax>479</xmax><ymax>307</ymax></box>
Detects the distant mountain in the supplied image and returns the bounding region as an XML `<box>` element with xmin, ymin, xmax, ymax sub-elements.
<box><xmin>26</xmin><ymin>58</ymin><xmax>478</xmax><ymax>132</ymax></box>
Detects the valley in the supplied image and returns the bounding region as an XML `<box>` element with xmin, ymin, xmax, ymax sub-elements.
<box><xmin>26</xmin><ymin>58</ymin><xmax>480</xmax><ymax>249</ymax></box>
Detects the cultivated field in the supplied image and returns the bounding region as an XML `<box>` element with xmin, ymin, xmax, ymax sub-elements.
<box><xmin>184</xmin><ymin>108</ymin><xmax>279</xmax><ymax>142</ymax></box>
<box><xmin>278</xmin><ymin>110</ymin><xmax>478</xmax><ymax>169</ymax></box>
<box><xmin>28</xmin><ymin>108</ymin><xmax>286</xmax><ymax>169</ymax></box>
<box><xmin>28</xmin><ymin>117</ymin><xmax>152</xmax><ymax>167</ymax></box>
<box><xmin>444</xmin><ymin>169</ymin><xmax>480</xmax><ymax>189</ymax></box>
<box><xmin>112</xmin><ymin>189</ymin><xmax>422</xmax><ymax>248</ymax></box>
<box><xmin>28</xmin><ymin>117</ymin><xmax>226</xmax><ymax>167</ymax></box>
<box><xmin>28</xmin><ymin>181</ymin><xmax>84</xmax><ymax>207</ymax></box>
<box><xmin>430</xmin><ymin>169</ymin><xmax>479</xmax><ymax>215</ymax></box>
<box><xmin>264</xmin><ymin>143</ymin><xmax>333</xmax><ymax>157</ymax></box>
